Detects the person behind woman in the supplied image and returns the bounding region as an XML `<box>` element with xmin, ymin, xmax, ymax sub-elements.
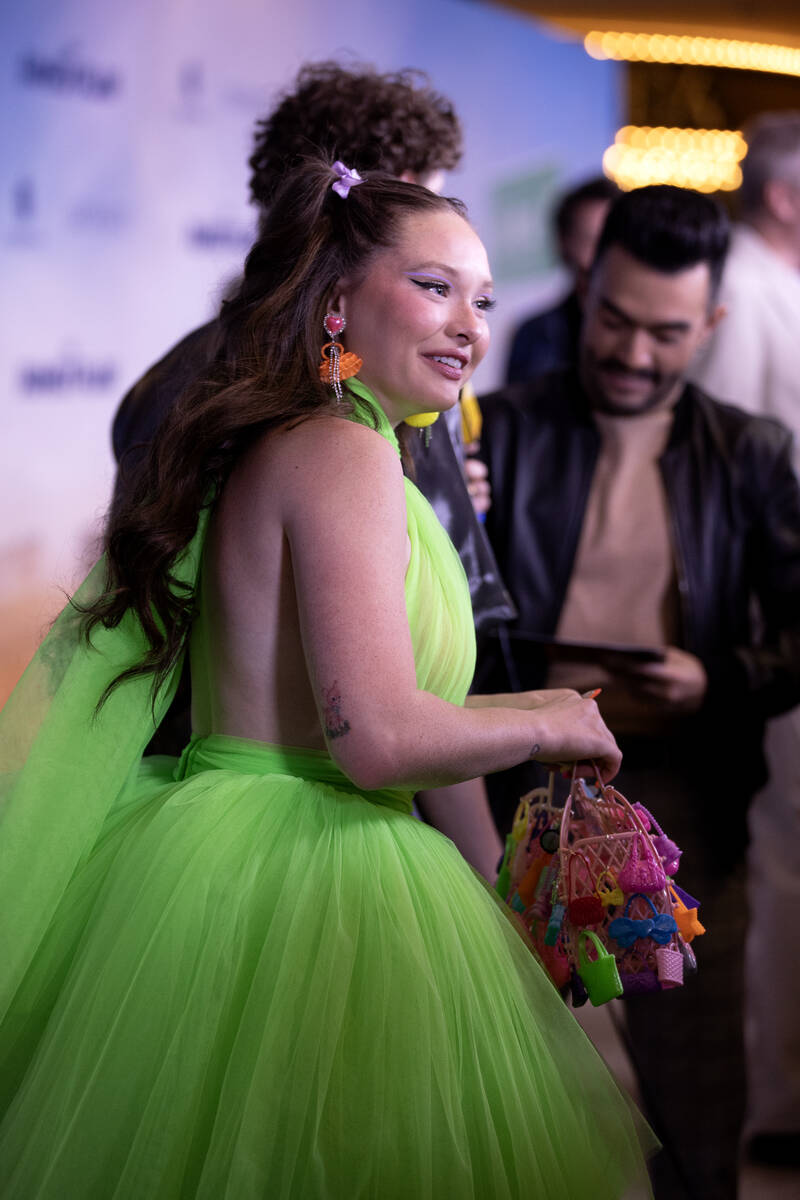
<box><xmin>0</xmin><ymin>161</ymin><xmax>653</xmax><ymax>1197</ymax></box>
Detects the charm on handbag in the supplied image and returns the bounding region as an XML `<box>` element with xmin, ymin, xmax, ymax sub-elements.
<box><xmin>609</xmin><ymin>893</ymin><xmax>678</xmax><ymax>949</ymax></box>
<box><xmin>566</xmin><ymin>852</ymin><xmax>604</xmax><ymax>927</ymax></box>
<box><xmin>668</xmin><ymin>883</ymin><xmax>706</xmax><ymax>943</ymax></box>
<box><xmin>577</xmin><ymin>930</ymin><xmax>624</xmax><ymax>1006</ymax></box>
<box><xmin>633</xmin><ymin>803</ymin><xmax>682</xmax><ymax>875</ymax></box>
<box><xmin>655</xmin><ymin>943</ymin><xmax>684</xmax><ymax>988</ymax></box>
<box><xmin>595</xmin><ymin>868</ymin><xmax>624</xmax><ymax>908</ymax></box>
<box><xmin>617</xmin><ymin>832</ymin><xmax>668</xmax><ymax>894</ymax></box>
<box><xmin>545</xmin><ymin>901</ymin><xmax>566</xmax><ymax>946</ymax></box>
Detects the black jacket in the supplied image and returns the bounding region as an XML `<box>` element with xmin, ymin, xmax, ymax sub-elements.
<box><xmin>478</xmin><ymin>369</ymin><xmax>800</xmax><ymax>834</ymax></box>
<box><xmin>505</xmin><ymin>291</ymin><xmax>582</xmax><ymax>386</ymax></box>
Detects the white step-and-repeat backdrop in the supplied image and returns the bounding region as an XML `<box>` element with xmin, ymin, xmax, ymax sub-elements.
<box><xmin>1</xmin><ymin>0</ymin><xmax>620</xmax><ymax>701</ymax></box>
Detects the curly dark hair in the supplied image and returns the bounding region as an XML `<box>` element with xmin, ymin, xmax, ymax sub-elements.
<box><xmin>83</xmin><ymin>161</ymin><xmax>468</xmax><ymax>703</ymax></box>
<box><xmin>248</xmin><ymin>61</ymin><xmax>463</xmax><ymax>211</ymax></box>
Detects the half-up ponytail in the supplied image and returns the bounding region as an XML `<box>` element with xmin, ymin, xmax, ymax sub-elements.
<box><xmin>82</xmin><ymin>160</ymin><xmax>467</xmax><ymax>702</ymax></box>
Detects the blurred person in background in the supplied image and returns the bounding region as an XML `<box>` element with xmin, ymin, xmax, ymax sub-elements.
<box><xmin>505</xmin><ymin>176</ymin><xmax>618</xmax><ymax>385</ymax></box>
<box><xmin>479</xmin><ymin>184</ymin><xmax>800</xmax><ymax>1199</ymax></box>
<box><xmin>691</xmin><ymin>110</ymin><xmax>800</xmax><ymax>1169</ymax></box>
<box><xmin>111</xmin><ymin>60</ymin><xmax>514</xmax><ymax>879</ymax></box>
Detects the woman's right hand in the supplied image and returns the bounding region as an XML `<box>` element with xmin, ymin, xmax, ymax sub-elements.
<box><xmin>525</xmin><ymin>692</ymin><xmax>622</xmax><ymax>783</ymax></box>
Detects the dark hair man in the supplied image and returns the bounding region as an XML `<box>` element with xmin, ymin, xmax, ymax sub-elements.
<box><xmin>691</xmin><ymin>111</ymin><xmax>800</xmax><ymax>1169</ymax></box>
<box><xmin>504</xmin><ymin>175</ymin><xmax>618</xmax><ymax>385</ymax></box>
<box><xmin>109</xmin><ymin>61</ymin><xmax>512</xmax><ymax>879</ymax></box>
<box><xmin>478</xmin><ymin>184</ymin><xmax>800</xmax><ymax>1199</ymax></box>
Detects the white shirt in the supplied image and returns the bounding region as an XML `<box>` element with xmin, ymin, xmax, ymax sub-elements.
<box><xmin>692</xmin><ymin>224</ymin><xmax>800</xmax><ymax>471</ymax></box>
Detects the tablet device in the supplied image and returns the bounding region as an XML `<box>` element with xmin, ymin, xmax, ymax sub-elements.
<box><xmin>499</xmin><ymin>631</ymin><xmax>666</xmax><ymax>665</ymax></box>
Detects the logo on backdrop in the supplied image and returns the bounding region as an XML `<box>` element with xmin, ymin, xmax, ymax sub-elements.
<box><xmin>186</xmin><ymin>220</ymin><xmax>253</xmax><ymax>252</ymax></box>
<box><xmin>18</xmin><ymin>43</ymin><xmax>121</xmax><ymax>100</ymax></box>
<box><xmin>18</xmin><ymin>350</ymin><xmax>118</xmax><ymax>397</ymax></box>
<box><xmin>221</xmin><ymin>82</ymin><xmax>269</xmax><ymax>115</ymax></box>
<box><xmin>68</xmin><ymin>195</ymin><xmax>128</xmax><ymax>233</ymax></box>
<box><xmin>176</xmin><ymin>60</ymin><xmax>207</xmax><ymax>121</ymax></box>
<box><xmin>7</xmin><ymin>177</ymin><xmax>40</xmax><ymax>245</ymax></box>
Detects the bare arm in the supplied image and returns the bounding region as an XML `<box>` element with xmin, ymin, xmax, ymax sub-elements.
<box><xmin>415</xmin><ymin>778</ymin><xmax>503</xmax><ymax>882</ymax></box>
<box><xmin>273</xmin><ymin>418</ymin><xmax>620</xmax><ymax>790</ymax></box>
<box><xmin>465</xmin><ymin>688</ymin><xmax>580</xmax><ymax>710</ymax></box>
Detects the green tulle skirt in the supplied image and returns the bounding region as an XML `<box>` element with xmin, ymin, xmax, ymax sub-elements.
<box><xmin>0</xmin><ymin>735</ymin><xmax>653</xmax><ymax>1198</ymax></box>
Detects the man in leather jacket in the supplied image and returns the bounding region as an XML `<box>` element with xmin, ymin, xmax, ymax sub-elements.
<box><xmin>478</xmin><ymin>186</ymin><xmax>800</xmax><ymax>1200</ymax></box>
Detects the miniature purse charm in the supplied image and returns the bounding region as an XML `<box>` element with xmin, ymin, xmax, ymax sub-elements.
<box><xmin>566</xmin><ymin>853</ymin><xmax>604</xmax><ymax>926</ymax></box>
<box><xmin>617</xmin><ymin>832</ymin><xmax>667</xmax><ymax>894</ymax></box>
<box><xmin>655</xmin><ymin>943</ymin><xmax>684</xmax><ymax>988</ymax></box>
<box><xmin>577</xmin><ymin>930</ymin><xmax>624</xmax><ymax>1006</ymax></box>
<box><xmin>595</xmin><ymin>869</ymin><xmax>624</xmax><ymax>908</ymax></box>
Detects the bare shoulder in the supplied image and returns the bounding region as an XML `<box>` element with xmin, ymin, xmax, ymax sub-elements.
<box><xmin>241</xmin><ymin>413</ymin><xmax>404</xmax><ymax>516</ymax></box>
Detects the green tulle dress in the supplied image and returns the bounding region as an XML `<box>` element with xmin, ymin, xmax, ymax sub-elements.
<box><xmin>0</xmin><ymin>382</ymin><xmax>654</xmax><ymax>1198</ymax></box>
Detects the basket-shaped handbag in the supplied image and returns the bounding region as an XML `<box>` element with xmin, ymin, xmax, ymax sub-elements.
<box><xmin>497</xmin><ymin>772</ymin><xmax>704</xmax><ymax>1006</ymax></box>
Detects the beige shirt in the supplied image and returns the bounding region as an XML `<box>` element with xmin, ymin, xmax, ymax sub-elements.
<box><xmin>547</xmin><ymin>405</ymin><xmax>681</xmax><ymax>734</ymax></box>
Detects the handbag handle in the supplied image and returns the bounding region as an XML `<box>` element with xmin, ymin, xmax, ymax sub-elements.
<box><xmin>558</xmin><ymin>766</ymin><xmax>652</xmax><ymax>853</ymax></box>
<box><xmin>566</xmin><ymin>849</ymin><xmax>594</xmax><ymax>897</ymax></box>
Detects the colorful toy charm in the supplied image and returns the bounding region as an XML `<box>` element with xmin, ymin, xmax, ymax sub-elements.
<box><xmin>595</xmin><ymin>869</ymin><xmax>624</xmax><ymax>908</ymax></box>
<box><xmin>617</xmin><ymin>832</ymin><xmax>668</xmax><ymax>895</ymax></box>
<box><xmin>577</xmin><ymin>931</ymin><xmax>624</xmax><ymax>1006</ymax></box>
<box><xmin>668</xmin><ymin>884</ymin><xmax>706</xmax><ymax>943</ymax></box>
<box><xmin>609</xmin><ymin>893</ymin><xmax>677</xmax><ymax>948</ymax></box>
<box><xmin>633</xmin><ymin>803</ymin><xmax>682</xmax><ymax>875</ymax></box>
<box><xmin>566</xmin><ymin>853</ymin><xmax>604</xmax><ymax>926</ymax></box>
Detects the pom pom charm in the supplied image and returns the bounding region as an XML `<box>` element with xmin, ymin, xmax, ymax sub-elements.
<box><xmin>318</xmin><ymin>312</ymin><xmax>362</xmax><ymax>403</ymax></box>
<box><xmin>405</xmin><ymin>409</ymin><xmax>440</xmax><ymax>447</ymax></box>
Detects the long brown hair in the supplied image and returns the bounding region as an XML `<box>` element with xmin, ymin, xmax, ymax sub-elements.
<box><xmin>82</xmin><ymin>160</ymin><xmax>466</xmax><ymax>702</ymax></box>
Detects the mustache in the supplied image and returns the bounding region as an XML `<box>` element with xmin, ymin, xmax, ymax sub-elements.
<box><xmin>596</xmin><ymin>357</ymin><xmax>659</xmax><ymax>383</ymax></box>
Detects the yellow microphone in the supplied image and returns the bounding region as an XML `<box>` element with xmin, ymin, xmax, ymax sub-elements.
<box><xmin>460</xmin><ymin>383</ymin><xmax>482</xmax><ymax>445</ymax></box>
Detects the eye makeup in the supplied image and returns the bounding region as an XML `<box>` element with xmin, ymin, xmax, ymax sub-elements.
<box><xmin>405</xmin><ymin>271</ymin><xmax>454</xmax><ymax>287</ymax></box>
<box><xmin>405</xmin><ymin>271</ymin><xmax>496</xmax><ymax>310</ymax></box>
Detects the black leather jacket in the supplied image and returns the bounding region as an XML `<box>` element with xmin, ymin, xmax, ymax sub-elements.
<box><xmin>478</xmin><ymin>369</ymin><xmax>800</xmax><ymax>823</ymax></box>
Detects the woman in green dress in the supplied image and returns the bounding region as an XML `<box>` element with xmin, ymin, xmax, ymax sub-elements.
<box><xmin>0</xmin><ymin>161</ymin><xmax>653</xmax><ymax>1197</ymax></box>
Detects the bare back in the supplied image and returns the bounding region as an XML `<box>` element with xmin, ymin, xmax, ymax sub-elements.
<box><xmin>189</xmin><ymin>413</ymin><xmax>410</xmax><ymax>750</ymax></box>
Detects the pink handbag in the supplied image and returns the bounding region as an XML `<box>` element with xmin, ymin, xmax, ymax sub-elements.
<box><xmin>655</xmin><ymin>944</ymin><xmax>684</xmax><ymax>988</ymax></box>
<box><xmin>617</xmin><ymin>832</ymin><xmax>667</xmax><ymax>895</ymax></box>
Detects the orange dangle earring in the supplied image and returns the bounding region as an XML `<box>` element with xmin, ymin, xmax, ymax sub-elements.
<box><xmin>318</xmin><ymin>312</ymin><xmax>362</xmax><ymax>403</ymax></box>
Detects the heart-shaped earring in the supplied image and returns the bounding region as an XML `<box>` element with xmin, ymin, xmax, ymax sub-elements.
<box><xmin>318</xmin><ymin>312</ymin><xmax>363</xmax><ymax>403</ymax></box>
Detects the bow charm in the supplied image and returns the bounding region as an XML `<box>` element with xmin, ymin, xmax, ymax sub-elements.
<box><xmin>609</xmin><ymin>894</ymin><xmax>678</xmax><ymax>948</ymax></box>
